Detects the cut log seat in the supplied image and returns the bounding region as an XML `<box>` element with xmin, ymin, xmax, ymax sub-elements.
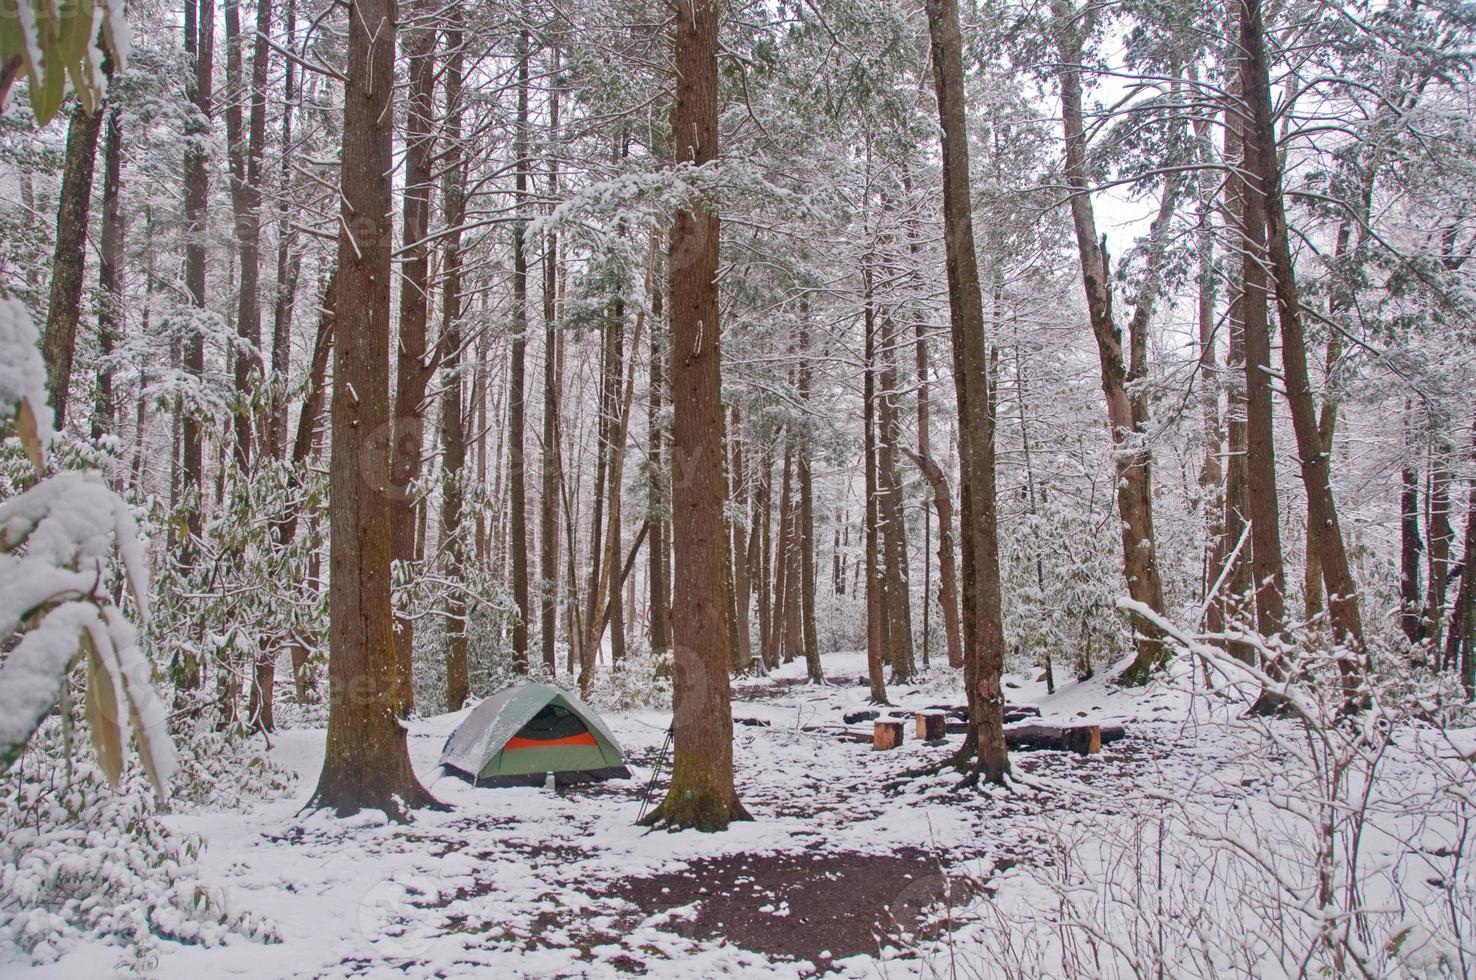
<box><xmin>915</xmin><ymin>712</ymin><xmax>947</xmax><ymax>741</ymax></box>
<box><xmin>873</xmin><ymin>720</ymin><xmax>905</xmax><ymax>750</ymax></box>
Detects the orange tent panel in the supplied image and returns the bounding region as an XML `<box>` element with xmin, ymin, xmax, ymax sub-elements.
<box><xmin>503</xmin><ymin>731</ymin><xmax>598</xmax><ymax>751</ymax></box>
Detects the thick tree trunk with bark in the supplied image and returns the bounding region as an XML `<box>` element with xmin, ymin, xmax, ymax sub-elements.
<box><xmin>1213</xmin><ymin>87</ymin><xmax>1255</xmax><ymax>646</ymax></box>
<box><xmin>508</xmin><ymin>14</ymin><xmax>532</xmax><ymax>673</ymax></box>
<box><xmin>388</xmin><ymin>0</ymin><xmax>439</xmax><ymax>714</ymax></box>
<box><xmin>877</xmin><ymin>312</ymin><xmax>916</xmax><ymax>682</ymax></box>
<box><xmin>1231</xmin><ymin>117</ymin><xmax>1287</xmax><ymax>645</ymax></box>
<box><xmin>926</xmin><ymin>0</ymin><xmax>1009</xmax><ymax>782</ymax></box>
<box><xmin>541</xmin><ymin>43</ymin><xmax>564</xmax><ymax>674</ymax></box>
<box><xmin>1238</xmin><ymin>0</ymin><xmax>1366</xmax><ymax>696</ymax></box>
<box><xmin>310</xmin><ymin>0</ymin><xmax>436</xmax><ymax>817</ymax></box>
<box><xmin>43</xmin><ymin>101</ymin><xmax>102</xmax><ymax>429</ymax></box>
<box><xmin>1053</xmin><ymin>6</ymin><xmax>1168</xmax><ymax>685</ymax></box>
<box><xmin>640</xmin><ymin>0</ymin><xmax>748</xmax><ymax>831</ymax></box>
<box><xmin>441</xmin><ymin>24</ymin><xmax>468</xmax><ymax>709</ymax></box>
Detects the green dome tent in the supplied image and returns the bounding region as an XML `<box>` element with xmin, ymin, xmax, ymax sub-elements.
<box><xmin>439</xmin><ymin>684</ymin><xmax>631</xmax><ymax>786</ymax></box>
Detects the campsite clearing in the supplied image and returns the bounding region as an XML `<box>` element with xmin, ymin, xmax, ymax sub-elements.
<box><xmin>4</xmin><ymin>653</ymin><xmax>1237</xmax><ymax>978</ymax></box>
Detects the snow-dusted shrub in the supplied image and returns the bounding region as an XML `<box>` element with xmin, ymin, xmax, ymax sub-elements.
<box><xmin>910</xmin><ymin>610</ymin><xmax>1476</xmax><ymax>978</ymax></box>
<box><xmin>401</xmin><ymin>470</ymin><xmax>520</xmax><ymax>715</ymax></box>
<box><xmin>1</xmin><ymin>724</ymin><xmax>277</xmax><ymax>972</ymax></box>
<box><xmin>1000</xmin><ymin>488</ymin><xmax>1127</xmax><ymax>681</ymax></box>
<box><xmin>817</xmin><ymin>584</ymin><xmax>867</xmax><ymax>655</ymax></box>
<box><xmin>1</xmin><ymin>295</ymin><xmax>174</xmax><ymax>796</ymax></box>
<box><xmin>167</xmin><ymin>721</ymin><xmax>297</xmax><ymax>810</ymax></box>
<box><xmin>145</xmin><ymin>460</ymin><xmax>327</xmax><ymax>731</ymax></box>
<box><xmin>585</xmin><ymin>641</ymin><xmax>674</xmax><ymax>712</ymax></box>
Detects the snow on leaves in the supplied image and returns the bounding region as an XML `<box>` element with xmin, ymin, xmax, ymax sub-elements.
<box><xmin>0</xmin><ymin>298</ymin><xmax>174</xmax><ymax>799</ymax></box>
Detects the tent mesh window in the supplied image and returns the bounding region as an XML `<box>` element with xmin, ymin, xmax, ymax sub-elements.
<box><xmin>519</xmin><ymin>704</ymin><xmax>589</xmax><ymax>741</ymax></box>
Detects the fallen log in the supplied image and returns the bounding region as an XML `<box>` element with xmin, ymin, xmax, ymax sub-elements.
<box><xmin>927</xmin><ymin>704</ymin><xmax>1040</xmax><ymax>723</ymax></box>
<box><xmin>1004</xmin><ymin>722</ymin><xmax>1123</xmax><ymax>754</ymax></box>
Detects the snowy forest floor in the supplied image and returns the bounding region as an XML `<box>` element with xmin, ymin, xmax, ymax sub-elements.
<box><xmin>0</xmin><ymin>652</ymin><xmax>1391</xmax><ymax>978</ymax></box>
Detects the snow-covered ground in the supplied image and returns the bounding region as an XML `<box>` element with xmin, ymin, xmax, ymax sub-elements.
<box><xmin>3</xmin><ymin>652</ymin><xmax>1468</xmax><ymax>978</ymax></box>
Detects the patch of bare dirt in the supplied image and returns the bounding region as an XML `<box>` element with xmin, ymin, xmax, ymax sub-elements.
<box><xmin>609</xmin><ymin>847</ymin><xmax>977</xmax><ymax>971</ymax></box>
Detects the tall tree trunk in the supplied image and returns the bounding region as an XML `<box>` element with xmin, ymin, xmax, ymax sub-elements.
<box><xmin>580</xmin><ymin>307</ymin><xmax>616</xmax><ymax>694</ymax></box>
<box><xmin>731</xmin><ymin>408</ymin><xmax>754</xmax><ymax>667</ymax></box>
<box><xmin>1305</xmin><ymin>230</ymin><xmax>1349</xmax><ymax>619</ymax></box>
<box><xmin>269</xmin><ymin>0</ymin><xmax>299</xmax><ymax>460</ymax></box>
<box><xmin>310</xmin><ymin>0</ymin><xmax>436</xmax><ymax>816</ymax></box>
<box><xmin>181</xmin><ymin>0</ymin><xmax>214</xmax><ymax>561</ymax></box>
<box><xmin>43</xmin><ymin>101</ymin><xmax>103</xmax><ymax>429</ymax></box>
<box><xmin>276</xmin><ymin>274</ymin><xmax>335</xmax><ymax>547</ymax></box>
<box><xmin>1214</xmin><ymin>83</ymin><xmax>1254</xmax><ymax>646</ymax></box>
<box><xmin>926</xmin><ymin>0</ymin><xmax>1009</xmax><ymax>782</ymax></box>
<box><xmin>603</xmin><ymin>305</ymin><xmax>632</xmax><ymax>670</ymax></box>
<box><xmin>639</xmin><ymin>0</ymin><xmax>747</xmax><ymax>831</ymax></box>
<box><xmin>771</xmin><ymin>446</ymin><xmax>794</xmax><ymax>666</ymax></box>
<box><xmin>831</xmin><ymin>513</ymin><xmax>842</xmax><ymax>595</ymax></box>
<box><xmin>647</xmin><ymin>277</ymin><xmax>671</xmax><ymax>659</ymax></box>
<box><xmin>877</xmin><ymin>311</ymin><xmax>915</xmax><ymax>682</ymax></box>
<box><xmin>1193</xmin><ymin>96</ymin><xmax>1224</xmax><ymax>615</ymax></box>
<box><xmin>508</xmin><ymin>11</ymin><xmax>532</xmax><ymax>672</ymax></box>
<box><xmin>601</xmin><ymin>261</ymin><xmax>652</xmax><ymax>671</ymax></box>
<box><xmin>220</xmin><ymin>1</ymin><xmax>264</xmax><ymax>725</ymax></box>
<box><xmin>133</xmin><ymin>206</ymin><xmax>156</xmax><ymax>488</ymax></box>
<box><xmin>92</xmin><ymin>106</ymin><xmax>123</xmax><ymax>440</ymax></box>
<box><xmin>1420</xmin><ymin>443</ymin><xmax>1455</xmax><ymax>656</ymax></box>
<box><xmin>862</xmin><ymin>264</ymin><xmax>888</xmax><ymax>704</ymax></box>
<box><xmin>1400</xmin><ymin>404</ymin><xmax>1425</xmax><ymax>646</ymax></box>
<box><xmin>1239</xmin><ymin>0</ymin><xmax>1366</xmax><ymax>698</ymax></box>
<box><xmin>755</xmin><ymin>452</ymin><xmax>774</xmax><ymax>669</ymax></box>
<box><xmin>1053</xmin><ymin>5</ymin><xmax>1169</xmax><ymax>685</ymax></box>
<box><xmin>439</xmin><ymin>275</ymin><xmax>467</xmax><ymax>711</ymax></box>
<box><xmin>783</xmin><ymin>499</ymin><xmax>802</xmax><ymax>663</ymax></box>
<box><xmin>1232</xmin><ymin>110</ymin><xmax>1287</xmax><ymax>645</ymax></box>
<box><xmin>797</xmin><ymin>318</ymin><xmax>822</xmax><ymax>683</ymax></box>
<box><xmin>1445</xmin><ymin>413</ymin><xmax>1476</xmax><ymax>696</ymax></box>
<box><xmin>540</xmin><ymin>41</ymin><xmax>563</xmax><ymax>674</ymax></box>
<box><xmin>388</xmin><ymin>0</ymin><xmax>439</xmax><ymax>715</ymax></box>
<box><xmin>222</xmin><ymin>0</ymin><xmax>270</xmax><ymax>468</ymax></box>
<box><xmin>441</xmin><ymin>21</ymin><xmax>469</xmax><ymax>710</ymax></box>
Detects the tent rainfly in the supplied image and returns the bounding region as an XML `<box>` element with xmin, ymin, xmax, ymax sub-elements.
<box><xmin>439</xmin><ymin>684</ymin><xmax>632</xmax><ymax>786</ymax></box>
